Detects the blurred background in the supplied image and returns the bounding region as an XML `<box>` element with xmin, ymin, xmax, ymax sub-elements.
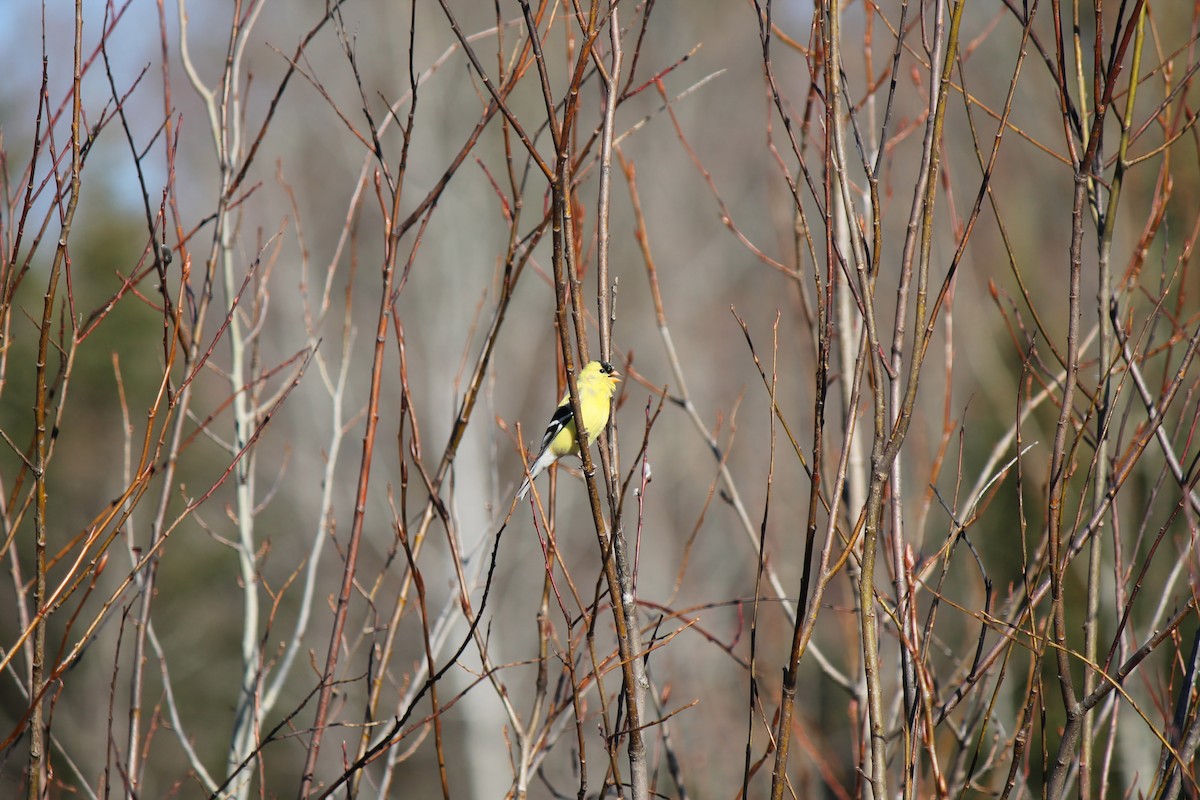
<box><xmin>1</xmin><ymin>1</ymin><xmax>1198</xmax><ymax>798</ymax></box>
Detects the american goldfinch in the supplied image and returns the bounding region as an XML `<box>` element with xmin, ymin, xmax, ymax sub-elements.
<box><xmin>517</xmin><ymin>360</ymin><xmax>620</xmax><ymax>501</ymax></box>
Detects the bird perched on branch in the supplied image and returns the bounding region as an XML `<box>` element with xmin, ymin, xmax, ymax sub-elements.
<box><xmin>517</xmin><ymin>360</ymin><xmax>620</xmax><ymax>501</ymax></box>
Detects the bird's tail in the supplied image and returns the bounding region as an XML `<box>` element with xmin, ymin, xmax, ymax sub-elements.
<box><xmin>516</xmin><ymin>449</ymin><xmax>554</xmax><ymax>501</ymax></box>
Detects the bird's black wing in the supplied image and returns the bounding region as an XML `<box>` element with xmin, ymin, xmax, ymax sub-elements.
<box><xmin>535</xmin><ymin>402</ymin><xmax>575</xmax><ymax>456</ymax></box>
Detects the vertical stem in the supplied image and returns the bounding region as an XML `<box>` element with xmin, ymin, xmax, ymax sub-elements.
<box><xmin>1083</xmin><ymin>8</ymin><xmax>1144</xmax><ymax>798</ymax></box>
<box><xmin>298</xmin><ymin>192</ymin><xmax>397</xmax><ymax>797</ymax></box>
<box><xmin>770</xmin><ymin>0</ymin><xmax>838</xmax><ymax>792</ymax></box>
<box><xmin>824</xmin><ymin>0</ymin><xmax>887</xmax><ymax>792</ymax></box>
<box><xmin>1044</xmin><ymin>147</ymin><xmax>1086</xmax><ymax>800</ymax></box>
<box><xmin>28</xmin><ymin>3</ymin><xmax>84</xmax><ymax>797</ymax></box>
<box><xmin>594</xmin><ymin>9</ymin><xmax>648</xmax><ymax>798</ymax></box>
<box><xmin>27</xmin><ymin>191</ymin><xmax>53</xmax><ymax>800</ymax></box>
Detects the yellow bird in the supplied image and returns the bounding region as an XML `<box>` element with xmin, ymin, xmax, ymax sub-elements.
<box><xmin>516</xmin><ymin>360</ymin><xmax>620</xmax><ymax>500</ymax></box>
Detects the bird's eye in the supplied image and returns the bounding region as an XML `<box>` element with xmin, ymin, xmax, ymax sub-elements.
<box><xmin>600</xmin><ymin>361</ymin><xmax>614</xmax><ymax>374</ymax></box>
